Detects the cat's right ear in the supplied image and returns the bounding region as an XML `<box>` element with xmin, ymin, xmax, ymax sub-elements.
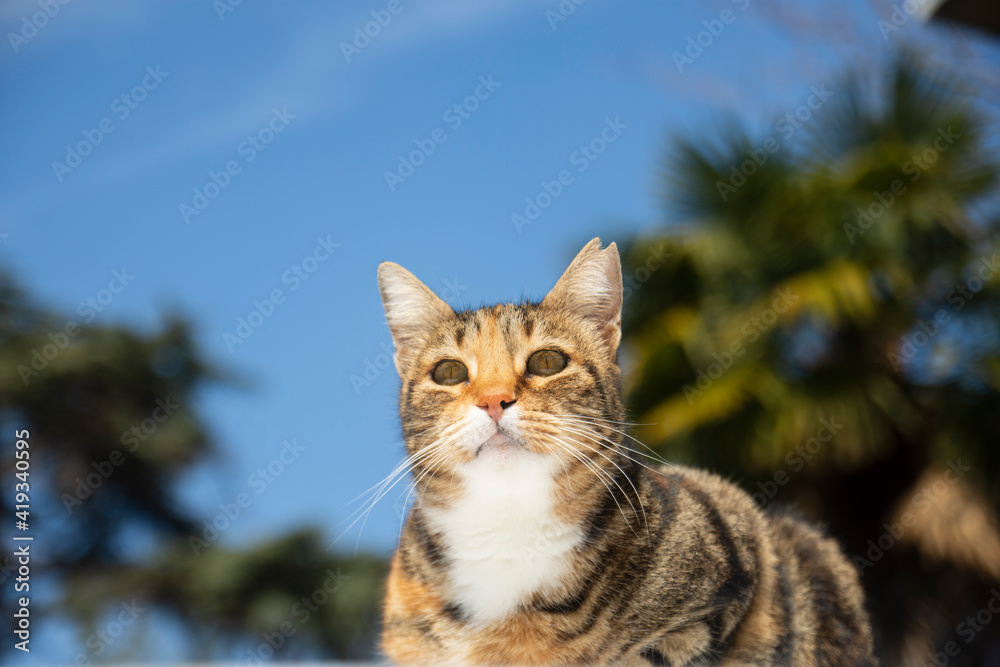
<box><xmin>542</xmin><ymin>238</ymin><xmax>623</xmax><ymax>358</ymax></box>
<box><xmin>377</xmin><ymin>262</ymin><xmax>454</xmax><ymax>373</ymax></box>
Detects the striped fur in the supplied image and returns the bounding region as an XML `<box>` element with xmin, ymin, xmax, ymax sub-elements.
<box><xmin>377</xmin><ymin>239</ymin><xmax>876</xmax><ymax>665</ymax></box>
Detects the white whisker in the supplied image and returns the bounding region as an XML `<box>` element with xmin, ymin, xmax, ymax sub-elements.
<box><xmin>541</xmin><ymin>433</ymin><xmax>642</xmax><ymax>540</ymax></box>
<box><xmin>331</xmin><ymin>428</ymin><xmax>459</xmax><ymax>551</ymax></box>
<box><xmin>552</xmin><ymin>430</ymin><xmax>648</xmax><ymax>538</ymax></box>
<box><xmin>552</xmin><ymin>413</ymin><xmax>677</xmax><ymax>471</ymax></box>
<box><xmin>555</xmin><ymin>422</ymin><xmax>677</xmax><ymax>484</ymax></box>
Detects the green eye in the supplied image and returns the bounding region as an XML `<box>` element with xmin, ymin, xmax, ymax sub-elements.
<box><xmin>432</xmin><ymin>360</ymin><xmax>468</xmax><ymax>386</ymax></box>
<box><xmin>527</xmin><ymin>350</ymin><xmax>567</xmax><ymax>377</ymax></box>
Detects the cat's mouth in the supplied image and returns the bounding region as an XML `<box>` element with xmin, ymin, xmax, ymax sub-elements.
<box><xmin>475</xmin><ymin>431</ymin><xmax>521</xmax><ymax>457</ymax></box>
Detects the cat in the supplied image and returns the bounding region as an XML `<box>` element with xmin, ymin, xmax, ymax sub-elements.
<box><xmin>376</xmin><ymin>238</ymin><xmax>876</xmax><ymax>666</ymax></box>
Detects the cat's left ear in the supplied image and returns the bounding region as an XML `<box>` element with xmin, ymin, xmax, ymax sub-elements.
<box><xmin>377</xmin><ymin>262</ymin><xmax>454</xmax><ymax>373</ymax></box>
<box><xmin>542</xmin><ymin>238</ymin><xmax>623</xmax><ymax>356</ymax></box>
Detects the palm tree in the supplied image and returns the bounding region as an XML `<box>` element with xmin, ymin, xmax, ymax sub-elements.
<box><xmin>622</xmin><ymin>55</ymin><xmax>1000</xmax><ymax>665</ymax></box>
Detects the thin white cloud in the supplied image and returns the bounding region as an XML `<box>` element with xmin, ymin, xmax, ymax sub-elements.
<box><xmin>334</xmin><ymin>0</ymin><xmax>547</xmax><ymax>62</ymax></box>
<box><xmin>1</xmin><ymin>0</ymin><xmax>160</xmax><ymax>53</ymax></box>
<box><xmin>121</xmin><ymin>20</ymin><xmax>348</xmax><ymax>165</ymax></box>
<box><xmin>0</xmin><ymin>0</ymin><xmax>550</xmax><ymax>210</ymax></box>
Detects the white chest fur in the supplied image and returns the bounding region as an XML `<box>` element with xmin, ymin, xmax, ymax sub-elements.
<box><xmin>423</xmin><ymin>452</ymin><xmax>583</xmax><ymax>625</ymax></box>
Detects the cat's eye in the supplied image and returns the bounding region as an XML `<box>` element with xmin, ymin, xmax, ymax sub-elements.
<box><xmin>432</xmin><ymin>360</ymin><xmax>469</xmax><ymax>386</ymax></box>
<box><xmin>527</xmin><ymin>349</ymin><xmax>567</xmax><ymax>377</ymax></box>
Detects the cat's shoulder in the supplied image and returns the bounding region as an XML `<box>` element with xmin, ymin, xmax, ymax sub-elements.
<box><xmin>645</xmin><ymin>462</ymin><xmax>765</xmax><ymax>515</ymax></box>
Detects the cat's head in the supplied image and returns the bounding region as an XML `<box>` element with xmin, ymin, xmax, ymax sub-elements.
<box><xmin>377</xmin><ymin>238</ymin><xmax>626</xmax><ymax>479</ymax></box>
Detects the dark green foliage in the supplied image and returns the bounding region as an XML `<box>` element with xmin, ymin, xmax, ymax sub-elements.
<box><xmin>0</xmin><ymin>276</ymin><xmax>386</xmax><ymax>662</ymax></box>
<box><xmin>623</xmin><ymin>56</ymin><xmax>1000</xmax><ymax>665</ymax></box>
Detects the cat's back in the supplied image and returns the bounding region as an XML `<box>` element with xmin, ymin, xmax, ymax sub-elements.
<box><xmin>640</xmin><ymin>464</ymin><xmax>877</xmax><ymax>665</ymax></box>
<box><xmin>765</xmin><ymin>508</ymin><xmax>877</xmax><ymax>665</ymax></box>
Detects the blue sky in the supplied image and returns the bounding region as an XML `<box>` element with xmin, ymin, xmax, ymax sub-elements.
<box><xmin>2</xmin><ymin>0</ymin><xmax>998</xmax><ymax>662</ymax></box>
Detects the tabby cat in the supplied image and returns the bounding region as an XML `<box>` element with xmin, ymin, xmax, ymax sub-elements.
<box><xmin>376</xmin><ymin>239</ymin><xmax>876</xmax><ymax>666</ymax></box>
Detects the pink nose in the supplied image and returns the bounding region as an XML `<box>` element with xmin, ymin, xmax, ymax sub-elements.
<box><xmin>477</xmin><ymin>392</ymin><xmax>516</xmax><ymax>423</ymax></box>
